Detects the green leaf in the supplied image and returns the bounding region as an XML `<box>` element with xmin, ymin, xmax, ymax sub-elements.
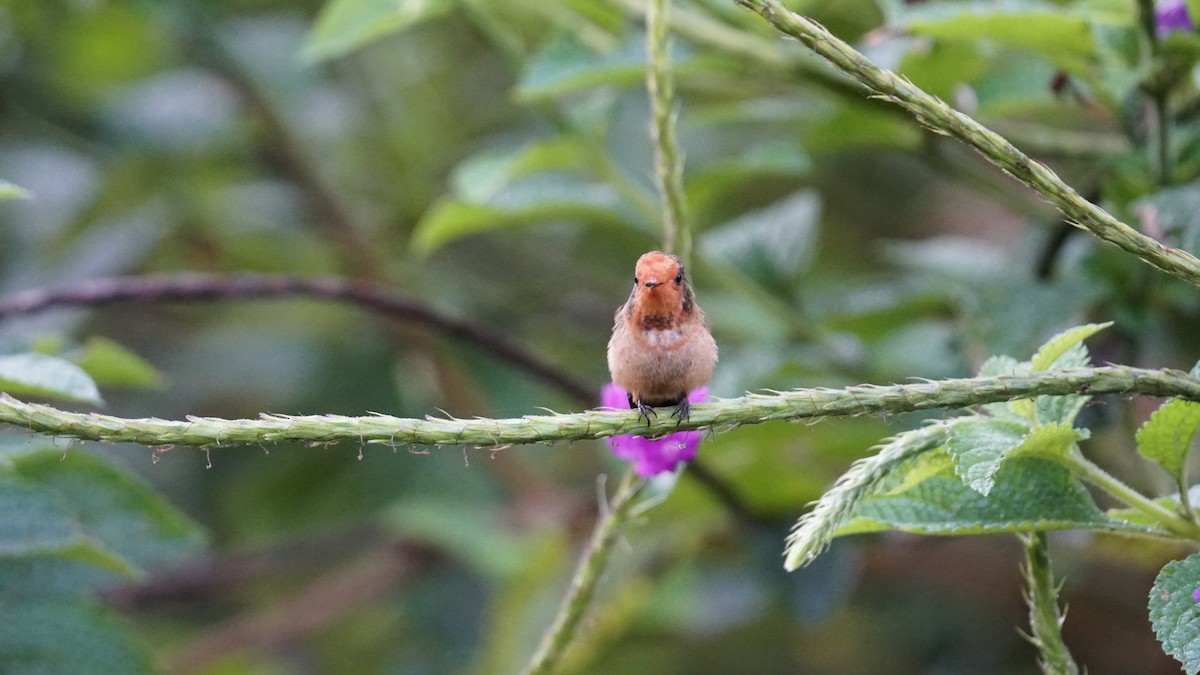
<box><xmin>0</xmin><ymin>179</ymin><xmax>32</xmax><ymax>200</ymax></box>
<box><xmin>0</xmin><ymin>474</ymin><xmax>130</xmax><ymax>572</ymax></box>
<box><xmin>0</xmin><ymin>353</ymin><xmax>103</xmax><ymax>405</ymax></box>
<box><xmin>1138</xmin><ymin>398</ymin><xmax>1200</xmax><ymax>482</ymax></box>
<box><xmin>978</xmin><ymin>354</ymin><xmax>1021</xmax><ymax>377</ymax></box>
<box><xmin>700</xmin><ymin>190</ymin><xmax>822</xmax><ymax>279</ymax></box>
<box><xmin>411</xmin><ymin>178</ymin><xmax>639</xmax><ymax>254</ymax></box>
<box><xmin>946</xmin><ymin>417</ymin><xmax>1029</xmax><ymax>495</ymax></box>
<box><xmin>1029</xmin><ymin>321</ymin><xmax>1112</xmax><ymax>371</ymax></box>
<box><xmin>0</xmin><ymin>601</ymin><xmax>156</xmax><ymax>675</ymax></box>
<box><xmin>450</xmin><ymin>138</ymin><xmax>594</xmax><ymax>204</ymax></box>
<box><xmin>1150</xmin><ymin>553</ymin><xmax>1200</xmax><ymax>674</ymax></box>
<box><xmin>839</xmin><ymin>457</ymin><xmax>1122</xmax><ymax>536</ymax></box>
<box><xmin>895</xmin><ymin>0</ymin><xmax>1103</xmax><ymax>73</ymax></box>
<box><xmin>384</xmin><ymin>499</ymin><xmax>529</xmax><ymax>578</ymax></box>
<box><xmin>0</xmin><ymin>474</ymin><xmax>88</xmax><ymax>557</ymax></box>
<box><xmin>15</xmin><ymin>451</ymin><xmax>204</xmax><ymax>567</ymax></box>
<box><xmin>1024</xmin><ymin>322</ymin><xmax>1111</xmax><ymax>423</ymax></box>
<box><xmin>302</xmin><ymin>0</ymin><xmax>454</xmax><ymax>62</ymax></box>
<box><xmin>517</xmin><ymin>32</ymin><xmax>689</xmax><ymax>101</ymax></box>
<box><xmin>74</xmin><ymin>337</ymin><xmax>162</xmax><ymax>389</ymax></box>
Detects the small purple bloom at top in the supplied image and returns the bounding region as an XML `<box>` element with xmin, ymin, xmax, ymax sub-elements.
<box><xmin>1156</xmin><ymin>0</ymin><xmax>1195</xmax><ymax>38</ymax></box>
<box><xmin>601</xmin><ymin>383</ymin><xmax>708</xmax><ymax>477</ymax></box>
<box><xmin>1193</xmin><ymin>585</ymin><xmax>1200</xmax><ymax>602</ymax></box>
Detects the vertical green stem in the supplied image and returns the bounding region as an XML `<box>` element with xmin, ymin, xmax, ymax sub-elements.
<box><xmin>1153</xmin><ymin>91</ymin><xmax>1172</xmax><ymax>185</ymax></box>
<box><xmin>1136</xmin><ymin>0</ymin><xmax>1172</xmax><ymax>184</ymax></box>
<box><xmin>647</xmin><ymin>0</ymin><xmax>691</xmax><ymax>264</ymax></box>
<box><xmin>1020</xmin><ymin>532</ymin><xmax>1079</xmax><ymax>675</ymax></box>
<box><xmin>522</xmin><ymin>468</ymin><xmax>646</xmax><ymax>675</ymax></box>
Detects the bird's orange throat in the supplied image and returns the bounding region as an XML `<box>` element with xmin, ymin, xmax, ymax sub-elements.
<box><xmin>632</xmin><ymin>287</ymin><xmax>686</xmax><ymax>325</ymax></box>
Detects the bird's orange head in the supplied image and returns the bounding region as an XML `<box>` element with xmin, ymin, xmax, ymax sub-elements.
<box><xmin>630</xmin><ymin>251</ymin><xmax>693</xmax><ymax>320</ymax></box>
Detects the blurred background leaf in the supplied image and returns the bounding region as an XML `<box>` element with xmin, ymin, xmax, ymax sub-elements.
<box><xmin>2</xmin><ymin>0</ymin><xmax>1199</xmax><ymax>672</ymax></box>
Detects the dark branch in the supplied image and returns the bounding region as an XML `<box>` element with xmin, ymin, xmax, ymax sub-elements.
<box><xmin>0</xmin><ymin>273</ymin><xmax>596</xmax><ymax>403</ymax></box>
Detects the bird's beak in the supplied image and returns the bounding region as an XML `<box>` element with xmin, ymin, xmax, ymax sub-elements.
<box><xmin>643</xmin><ymin>279</ymin><xmax>660</xmax><ymax>289</ymax></box>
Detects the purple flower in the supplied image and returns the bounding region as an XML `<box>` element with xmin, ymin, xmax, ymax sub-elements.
<box><xmin>1193</xmin><ymin>585</ymin><xmax>1200</xmax><ymax>602</ymax></box>
<box><xmin>601</xmin><ymin>383</ymin><xmax>708</xmax><ymax>477</ymax></box>
<box><xmin>1156</xmin><ymin>0</ymin><xmax>1195</xmax><ymax>38</ymax></box>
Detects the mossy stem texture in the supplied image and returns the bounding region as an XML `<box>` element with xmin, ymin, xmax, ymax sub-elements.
<box><xmin>3</xmin><ymin>366</ymin><xmax>1199</xmax><ymax>448</ymax></box>
<box><xmin>734</xmin><ymin>0</ymin><xmax>1200</xmax><ymax>288</ymax></box>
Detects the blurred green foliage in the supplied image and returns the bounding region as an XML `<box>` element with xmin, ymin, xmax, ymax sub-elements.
<box><xmin>2</xmin><ymin>0</ymin><xmax>1200</xmax><ymax>672</ymax></box>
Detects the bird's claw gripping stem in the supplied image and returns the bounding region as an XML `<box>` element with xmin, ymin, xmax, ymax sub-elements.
<box><xmin>671</xmin><ymin>397</ymin><xmax>690</xmax><ymax>423</ymax></box>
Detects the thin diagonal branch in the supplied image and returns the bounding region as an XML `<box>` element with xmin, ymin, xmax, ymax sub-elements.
<box><xmin>3</xmin><ymin>366</ymin><xmax>1199</xmax><ymax>448</ymax></box>
<box><xmin>0</xmin><ymin>273</ymin><xmax>594</xmax><ymax>404</ymax></box>
<box><xmin>522</xmin><ymin>468</ymin><xmax>645</xmax><ymax>675</ymax></box>
<box><xmin>733</xmin><ymin>0</ymin><xmax>1200</xmax><ymax>288</ymax></box>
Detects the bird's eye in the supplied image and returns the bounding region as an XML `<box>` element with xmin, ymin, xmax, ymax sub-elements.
<box><xmin>633</xmin><ymin>276</ymin><xmax>639</xmax><ymax>286</ymax></box>
<box><xmin>674</xmin><ymin>273</ymin><xmax>683</xmax><ymax>285</ymax></box>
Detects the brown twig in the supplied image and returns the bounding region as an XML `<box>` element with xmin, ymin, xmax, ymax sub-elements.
<box><xmin>0</xmin><ymin>273</ymin><xmax>595</xmax><ymax>403</ymax></box>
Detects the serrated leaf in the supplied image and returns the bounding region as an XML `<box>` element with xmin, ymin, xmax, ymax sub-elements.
<box><xmin>881</xmin><ymin>449</ymin><xmax>955</xmax><ymax>496</ymax></box>
<box><xmin>977</xmin><ymin>355</ymin><xmax>1035</xmax><ymax>419</ymax></box>
<box><xmin>1150</xmin><ymin>554</ymin><xmax>1200</xmax><ymax>674</ymax></box>
<box><xmin>1035</xmin><ymin>389</ymin><xmax>1089</xmax><ymax>425</ymax></box>
<box><xmin>839</xmin><ymin>458</ymin><xmax>1120</xmax><ymax>536</ymax></box>
<box><xmin>0</xmin><ymin>353</ymin><xmax>103</xmax><ymax>405</ymax></box>
<box><xmin>0</xmin><ymin>601</ymin><xmax>156</xmax><ymax>675</ymax></box>
<box><xmin>1138</xmin><ymin>398</ymin><xmax>1200</xmax><ymax>482</ymax></box>
<box><xmin>74</xmin><ymin>337</ymin><xmax>162</xmax><ymax>389</ymax></box>
<box><xmin>0</xmin><ymin>179</ymin><xmax>32</xmax><ymax>200</ymax></box>
<box><xmin>978</xmin><ymin>354</ymin><xmax>1021</xmax><ymax>377</ymax></box>
<box><xmin>946</xmin><ymin>417</ymin><xmax>1029</xmax><ymax>495</ymax></box>
<box><xmin>1029</xmin><ymin>321</ymin><xmax>1112</xmax><ymax>371</ymax></box>
<box><xmin>302</xmin><ymin>0</ymin><xmax>454</xmax><ymax>62</ymax></box>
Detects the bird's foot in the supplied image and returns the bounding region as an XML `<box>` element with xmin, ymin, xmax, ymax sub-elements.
<box><xmin>635</xmin><ymin>399</ymin><xmax>658</xmax><ymax>425</ymax></box>
<box><xmin>671</xmin><ymin>397</ymin><xmax>691</xmax><ymax>424</ymax></box>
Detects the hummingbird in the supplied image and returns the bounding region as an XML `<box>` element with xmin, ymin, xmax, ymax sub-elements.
<box><xmin>607</xmin><ymin>251</ymin><xmax>718</xmax><ymax>423</ymax></box>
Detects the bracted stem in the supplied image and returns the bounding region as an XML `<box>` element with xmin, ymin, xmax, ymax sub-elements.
<box><xmin>732</xmin><ymin>0</ymin><xmax>1200</xmax><ymax>288</ymax></box>
<box><xmin>647</xmin><ymin>0</ymin><xmax>691</xmax><ymax>264</ymax></box>
<box><xmin>1020</xmin><ymin>532</ymin><xmax>1080</xmax><ymax>675</ymax></box>
<box><xmin>522</xmin><ymin>468</ymin><xmax>646</xmax><ymax>675</ymax></box>
<box><xmin>4</xmin><ymin>366</ymin><xmax>1200</xmax><ymax>449</ymax></box>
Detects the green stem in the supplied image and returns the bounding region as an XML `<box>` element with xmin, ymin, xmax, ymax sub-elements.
<box><xmin>647</xmin><ymin>0</ymin><xmax>691</xmax><ymax>264</ymax></box>
<box><xmin>1153</xmin><ymin>91</ymin><xmax>1172</xmax><ymax>185</ymax></box>
<box><xmin>1059</xmin><ymin>448</ymin><xmax>1200</xmax><ymax>538</ymax></box>
<box><xmin>1178</xmin><ymin>473</ymin><xmax>1197</xmax><ymax>526</ymax></box>
<box><xmin>1020</xmin><ymin>532</ymin><xmax>1079</xmax><ymax>675</ymax></box>
<box><xmin>733</xmin><ymin>0</ymin><xmax>1200</xmax><ymax>289</ymax></box>
<box><xmin>522</xmin><ymin>468</ymin><xmax>646</xmax><ymax>675</ymax></box>
<box><xmin>4</xmin><ymin>366</ymin><xmax>1200</xmax><ymax>448</ymax></box>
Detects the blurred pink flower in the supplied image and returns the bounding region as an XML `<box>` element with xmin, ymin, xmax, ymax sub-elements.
<box><xmin>1156</xmin><ymin>0</ymin><xmax>1195</xmax><ymax>37</ymax></box>
<box><xmin>601</xmin><ymin>383</ymin><xmax>707</xmax><ymax>477</ymax></box>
